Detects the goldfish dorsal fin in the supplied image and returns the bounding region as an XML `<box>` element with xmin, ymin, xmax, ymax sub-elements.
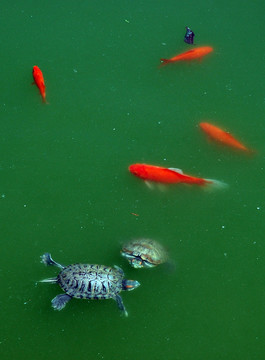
<box><xmin>168</xmin><ymin>167</ymin><xmax>183</xmax><ymax>174</ymax></box>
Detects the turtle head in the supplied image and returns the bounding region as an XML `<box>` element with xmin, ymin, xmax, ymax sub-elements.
<box><xmin>130</xmin><ymin>256</ymin><xmax>156</xmax><ymax>268</ymax></box>
<box><xmin>129</xmin><ymin>256</ymin><xmax>144</xmax><ymax>268</ymax></box>
<box><xmin>121</xmin><ymin>251</ymin><xmax>145</xmax><ymax>268</ymax></box>
<box><xmin>122</xmin><ymin>279</ymin><xmax>140</xmax><ymax>291</ymax></box>
<box><xmin>122</xmin><ymin>252</ymin><xmax>156</xmax><ymax>268</ymax></box>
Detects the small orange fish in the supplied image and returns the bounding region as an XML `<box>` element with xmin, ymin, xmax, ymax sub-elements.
<box><xmin>129</xmin><ymin>163</ymin><xmax>225</xmax><ymax>188</ymax></box>
<box><xmin>160</xmin><ymin>46</ymin><xmax>213</xmax><ymax>65</ymax></box>
<box><xmin>199</xmin><ymin>122</ymin><xmax>252</xmax><ymax>152</ymax></box>
<box><xmin>32</xmin><ymin>65</ymin><xmax>46</xmax><ymax>102</ymax></box>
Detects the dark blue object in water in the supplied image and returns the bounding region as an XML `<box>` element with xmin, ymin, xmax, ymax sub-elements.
<box><xmin>184</xmin><ymin>27</ymin><xmax>195</xmax><ymax>44</ymax></box>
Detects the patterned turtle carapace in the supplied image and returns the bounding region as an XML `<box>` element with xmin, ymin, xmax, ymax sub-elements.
<box><xmin>40</xmin><ymin>253</ymin><xmax>140</xmax><ymax>316</ymax></box>
<box><xmin>121</xmin><ymin>239</ymin><xmax>168</xmax><ymax>268</ymax></box>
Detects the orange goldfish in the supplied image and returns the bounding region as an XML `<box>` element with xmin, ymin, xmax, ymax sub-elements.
<box><xmin>32</xmin><ymin>65</ymin><xmax>46</xmax><ymax>102</ymax></box>
<box><xmin>129</xmin><ymin>163</ymin><xmax>225</xmax><ymax>188</ymax></box>
<box><xmin>160</xmin><ymin>46</ymin><xmax>213</xmax><ymax>65</ymax></box>
<box><xmin>199</xmin><ymin>122</ymin><xmax>252</xmax><ymax>152</ymax></box>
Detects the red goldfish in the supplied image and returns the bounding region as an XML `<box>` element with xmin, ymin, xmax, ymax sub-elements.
<box><xmin>32</xmin><ymin>65</ymin><xmax>46</xmax><ymax>102</ymax></box>
<box><xmin>160</xmin><ymin>46</ymin><xmax>213</xmax><ymax>65</ymax></box>
<box><xmin>199</xmin><ymin>122</ymin><xmax>252</xmax><ymax>152</ymax></box>
<box><xmin>129</xmin><ymin>163</ymin><xmax>226</xmax><ymax>188</ymax></box>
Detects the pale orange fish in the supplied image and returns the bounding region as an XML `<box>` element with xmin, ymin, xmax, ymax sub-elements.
<box><xmin>199</xmin><ymin>122</ymin><xmax>252</xmax><ymax>152</ymax></box>
<box><xmin>160</xmin><ymin>46</ymin><xmax>213</xmax><ymax>65</ymax></box>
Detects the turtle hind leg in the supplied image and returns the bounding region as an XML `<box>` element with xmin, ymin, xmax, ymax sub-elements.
<box><xmin>41</xmin><ymin>253</ymin><xmax>65</xmax><ymax>269</ymax></box>
<box><xmin>115</xmin><ymin>294</ymin><xmax>128</xmax><ymax>317</ymax></box>
<box><xmin>51</xmin><ymin>294</ymin><xmax>72</xmax><ymax>311</ymax></box>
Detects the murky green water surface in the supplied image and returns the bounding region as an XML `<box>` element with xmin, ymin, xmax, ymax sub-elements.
<box><xmin>0</xmin><ymin>1</ymin><xmax>264</xmax><ymax>359</ymax></box>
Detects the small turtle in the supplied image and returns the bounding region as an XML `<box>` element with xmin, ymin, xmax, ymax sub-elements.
<box><xmin>121</xmin><ymin>239</ymin><xmax>168</xmax><ymax>268</ymax></box>
<box><xmin>40</xmin><ymin>253</ymin><xmax>140</xmax><ymax>316</ymax></box>
<box><xmin>184</xmin><ymin>26</ymin><xmax>195</xmax><ymax>44</ymax></box>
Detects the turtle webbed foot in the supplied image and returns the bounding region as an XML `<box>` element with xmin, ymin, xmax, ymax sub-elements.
<box><xmin>51</xmin><ymin>294</ymin><xmax>72</xmax><ymax>311</ymax></box>
<box><xmin>41</xmin><ymin>253</ymin><xmax>65</xmax><ymax>269</ymax></box>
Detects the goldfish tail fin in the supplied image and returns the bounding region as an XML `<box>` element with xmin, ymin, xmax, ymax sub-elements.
<box><xmin>160</xmin><ymin>58</ymin><xmax>170</xmax><ymax>65</ymax></box>
<box><xmin>204</xmin><ymin>179</ymin><xmax>228</xmax><ymax>191</ymax></box>
<box><xmin>246</xmin><ymin>148</ymin><xmax>256</xmax><ymax>156</ymax></box>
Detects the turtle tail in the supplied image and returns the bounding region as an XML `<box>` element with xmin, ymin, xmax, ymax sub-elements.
<box><xmin>41</xmin><ymin>253</ymin><xmax>65</xmax><ymax>269</ymax></box>
<box><xmin>39</xmin><ymin>277</ymin><xmax>58</xmax><ymax>283</ymax></box>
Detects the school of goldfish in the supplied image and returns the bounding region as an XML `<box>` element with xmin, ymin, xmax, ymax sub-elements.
<box><xmin>127</xmin><ymin>37</ymin><xmax>254</xmax><ymax>190</ymax></box>
<box><xmin>31</xmin><ymin>27</ymin><xmax>254</xmax><ymax>192</ymax></box>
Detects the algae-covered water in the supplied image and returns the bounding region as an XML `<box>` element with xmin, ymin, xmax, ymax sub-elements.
<box><xmin>0</xmin><ymin>1</ymin><xmax>264</xmax><ymax>359</ymax></box>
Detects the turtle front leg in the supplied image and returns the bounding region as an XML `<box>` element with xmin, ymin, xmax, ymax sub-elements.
<box><xmin>115</xmin><ymin>294</ymin><xmax>128</xmax><ymax>317</ymax></box>
<box><xmin>114</xmin><ymin>265</ymin><xmax>124</xmax><ymax>276</ymax></box>
<box><xmin>51</xmin><ymin>294</ymin><xmax>72</xmax><ymax>310</ymax></box>
<box><xmin>41</xmin><ymin>253</ymin><xmax>65</xmax><ymax>269</ymax></box>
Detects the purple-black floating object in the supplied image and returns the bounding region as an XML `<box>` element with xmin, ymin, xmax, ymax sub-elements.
<box><xmin>184</xmin><ymin>27</ymin><xmax>195</xmax><ymax>44</ymax></box>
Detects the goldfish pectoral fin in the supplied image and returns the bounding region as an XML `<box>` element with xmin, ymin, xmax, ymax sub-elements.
<box><xmin>144</xmin><ymin>181</ymin><xmax>167</xmax><ymax>192</ymax></box>
<box><xmin>144</xmin><ymin>181</ymin><xmax>155</xmax><ymax>190</ymax></box>
<box><xmin>157</xmin><ymin>184</ymin><xmax>167</xmax><ymax>192</ymax></box>
<box><xmin>168</xmin><ymin>167</ymin><xmax>183</xmax><ymax>174</ymax></box>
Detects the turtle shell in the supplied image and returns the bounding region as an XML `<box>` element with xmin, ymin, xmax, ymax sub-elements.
<box><xmin>121</xmin><ymin>239</ymin><xmax>168</xmax><ymax>268</ymax></box>
<box><xmin>57</xmin><ymin>264</ymin><xmax>124</xmax><ymax>299</ymax></box>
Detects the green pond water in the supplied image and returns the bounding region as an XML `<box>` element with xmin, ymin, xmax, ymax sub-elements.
<box><xmin>0</xmin><ymin>1</ymin><xmax>264</xmax><ymax>359</ymax></box>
